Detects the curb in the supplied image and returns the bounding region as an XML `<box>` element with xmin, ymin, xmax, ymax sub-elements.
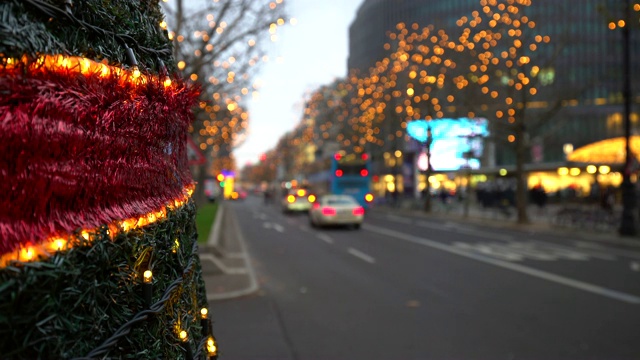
<box><xmin>207</xmin><ymin>202</ymin><xmax>225</xmax><ymax>248</ymax></box>
<box><xmin>204</xmin><ymin>202</ymin><xmax>259</xmax><ymax>301</ymax></box>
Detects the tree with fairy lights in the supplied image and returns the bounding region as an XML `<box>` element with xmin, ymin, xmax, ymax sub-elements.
<box><xmin>0</xmin><ymin>1</ymin><xmax>217</xmax><ymax>359</ymax></box>
<box><xmin>160</xmin><ymin>0</ymin><xmax>289</xmax><ymax>191</ymax></box>
<box><xmin>456</xmin><ymin>0</ymin><xmax>583</xmax><ymax>224</ymax></box>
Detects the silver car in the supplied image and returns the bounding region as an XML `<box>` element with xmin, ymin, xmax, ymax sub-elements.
<box><xmin>309</xmin><ymin>194</ymin><xmax>364</xmax><ymax>229</ymax></box>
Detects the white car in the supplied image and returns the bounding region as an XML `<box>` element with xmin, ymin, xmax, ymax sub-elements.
<box><xmin>309</xmin><ymin>194</ymin><xmax>364</xmax><ymax>229</ymax></box>
<box><xmin>281</xmin><ymin>188</ymin><xmax>316</xmax><ymax>213</ymax></box>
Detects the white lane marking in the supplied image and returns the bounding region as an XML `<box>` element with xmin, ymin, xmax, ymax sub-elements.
<box><xmin>454</xmin><ymin>242</ymin><xmax>524</xmax><ymax>261</ymax></box>
<box><xmin>631</xmin><ymin>262</ymin><xmax>640</xmax><ymax>272</ymax></box>
<box><xmin>263</xmin><ymin>222</ymin><xmax>272</xmax><ymax>229</ymax></box>
<box><xmin>387</xmin><ymin>214</ymin><xmax>413</xmax><ymax>224</ymax></box>
<box><xmin>364</xmin><ymin>224</ymin><xmax>640</xmax><ymax>304</ymax></box>
<box><xmin>575</xmin><ymin>241</ymin><xmax>640</xmax><ymax>260</ymax></box>
<box><xmin>417</xmin><ymin>221</ymin><xmax>611</xmax><ymax>261</ymax></box>
<box><xmin>526</xmin><ymin>240</ymin><xmax>604</xmax><ymax>260</ymax></box>
<box><xmin>416</xmin><ymin>220</ymin><xmax>458</xmax><ymax>232</ymax></box>
<box><xmin>417</xmin><ymin>220</ymin><xmax>514</xmax><ymax>241</ymax></box>
<box><xmin>316</xmin><ymin>233</ymin><xmax>334</xmax><ymax>244</ymax></box>
<box><xmin>488</xmin><ymin>242</ymin><xmax>557</xmax><ymax>261</ymax></box>
<box><xmin>455</xmin><ymin>227</ymin><xmax>514</xmax><ymax>242</ymax></box>
<box><xmin>348</xmin><ymin>247</ymin><xmax>376</xmax><ymax>264</ymax></box>
<box><xmin>273</xmin><ymin>223</ymin><xmax>285</xmax><ymax>233</ymax></box>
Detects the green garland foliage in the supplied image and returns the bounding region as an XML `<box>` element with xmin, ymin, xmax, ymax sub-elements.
<box><xmin>0</xmin><ymin>0</ymin><xmax>176</xmax><ymax>73</ymax></box>
<box><xmin>0</xmin><ymin>201</ymin><xmax>209</xmax><ymax>359</ymax></box>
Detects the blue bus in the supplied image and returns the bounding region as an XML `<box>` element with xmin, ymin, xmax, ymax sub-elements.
<box><xmin>308</xmin><ymin>152</ymin><xmax>374</xmax><ymax>209</ymax></box>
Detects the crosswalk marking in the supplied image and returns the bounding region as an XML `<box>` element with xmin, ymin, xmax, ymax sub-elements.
<box><xmin>365</xmin><ymin>223</ymin><xmax>640</xmax><ymax>304</ymax></box>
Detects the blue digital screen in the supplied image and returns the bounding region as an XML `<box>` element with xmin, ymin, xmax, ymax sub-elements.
<box><xmin>407</xmin><ymin>118</ymin><xmax>489</xmax><ymax>171</ymax></box>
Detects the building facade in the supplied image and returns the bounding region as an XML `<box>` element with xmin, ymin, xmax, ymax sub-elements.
<box><xmin>347</xmin><ymin>0</ymin><xmax>640</xmax><ymax>199</ymax></box>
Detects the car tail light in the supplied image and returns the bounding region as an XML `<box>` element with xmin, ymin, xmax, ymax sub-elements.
<box><xmin>352</xmin><ymin>206</ymin><xmax>365</xmax><ymax>216</ymax></box>
<box><xmin>365</xmin><ymin>193</ymin><xmax>374</xmax><ymax>203</ymax></box>
<box><xmin>322</xmin><ymin>207</ymin><xmax>337</xmax><ymax>216</ymax></box>
<box><xmin>308</xmin><ymin>194</ymin><xmax>316</xmax><ymax>202</ymax></box>
<box><xmin>287</xmin><ymin>195</ymin><xmax>295</xmax><ymax>203</ymax></box>
<box><xmin>360</xmin><ymin>169</ymin><xmax>368</xmax><ymax>176</ymax></box>
<box><xmin>335</xmin><ymin>170</ymin><xmax>343</xmax><ymax>177</ymax></box>
<box><xmin>313</xmin><ymin>203</ymin><xmax>320</xmax><ymax>209</ymax></box>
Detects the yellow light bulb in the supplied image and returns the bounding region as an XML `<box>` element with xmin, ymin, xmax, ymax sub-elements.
<box><xmin>143</xmin><ymin>270</ymin><xmax>153</xmax><ymax>283</ymax></box>
<box><xmin>54</xmin><ymin>239</ymin><xmax>66</xmax><ymax>251</ymax></box>
<box><xmin>201</xmin><ymin>308</ymin><xmax>208</xmax><ymax>319</ymax></box>
<box><xmin>179</xmin><ymin>330</ymin><xmax>188</xmax><ymax>342</ymax></box>
<box><xmin>207</xmin><ymin>337</ymin><xmax>217</xmax><ymax>355</ymax></box>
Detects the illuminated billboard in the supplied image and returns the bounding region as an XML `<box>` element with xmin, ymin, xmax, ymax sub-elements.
<box><xmin>407</xmin><ymin>118</ymin><xmax>489</xmax><ymax>171</ymax></box>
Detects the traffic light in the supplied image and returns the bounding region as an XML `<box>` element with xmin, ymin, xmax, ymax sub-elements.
<box><xmin>216</xmin><ymin>173</ymin><xmax>225</xmax><ymax>187</ymax></box>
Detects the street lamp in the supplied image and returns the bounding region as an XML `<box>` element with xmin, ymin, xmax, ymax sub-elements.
<box><xmin>618</xmin><ymin>0</ymin><xmax>636</xmax><ymax>236</ymax></box>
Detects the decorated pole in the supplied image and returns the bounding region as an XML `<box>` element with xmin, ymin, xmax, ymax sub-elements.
<box><xmin>0</xmin><ymin>1</ymin><xmax>217</xmax><ymax>358</ymax></box>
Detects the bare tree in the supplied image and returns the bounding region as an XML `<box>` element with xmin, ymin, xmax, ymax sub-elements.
<box><xmin>161</xmin><ymin>0</ymin><xmax>288</xmax><ymax>172</ymax></box>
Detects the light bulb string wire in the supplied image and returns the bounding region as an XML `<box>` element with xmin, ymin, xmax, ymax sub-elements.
<box><xmin>73</xmin><ymin>238</ymin><xmax>203</xmax><ymax>360</ymax></box>
<box><xmin>193</xmin><ymin>336</ymin><xmax>210</xmax><ymax>359</ymax></box>
<box><xmin>22</xmin><ymin>0</ymin><xmax>172</xmax><ymax>61</ymax></box>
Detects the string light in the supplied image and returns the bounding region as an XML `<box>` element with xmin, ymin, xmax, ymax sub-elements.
<box><xmin>0</xmin><ymin>54</ymin><xmax>178</xmax><ymax>89</ymax></box>
<box><xmin>180</xmin><ymin>330</ymin><xmax>193</xmax><ymax>360</ymax></box>
<box><xmin>141</xmin><ymin>270</ymin><xmax>153</xmax><ymax>307</ymax></box>
<box><xmin>0</xmin><ymin>184</ymin><xmax>194</xmax><ymax>268</ymax></box>
<box><xmin>200</xmin><ymin>308</ymin><xmax>209</xmax><ymax>337</ymax></box>
<box><xmin>206</xmin><ymin>336</ymin><xmax>218</xmax><ymax>359</ymax></box>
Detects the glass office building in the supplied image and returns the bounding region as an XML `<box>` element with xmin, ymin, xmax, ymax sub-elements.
<box><xmin>347</xmin><ymin>0</ymin><xmax>640</xmax><ymax>196</ymax></box>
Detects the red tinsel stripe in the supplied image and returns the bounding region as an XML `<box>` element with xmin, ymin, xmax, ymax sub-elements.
<box><xmin>0</xmin><ymin>65</ymin><xmax>199</xmax><ymax>255</ymax></box>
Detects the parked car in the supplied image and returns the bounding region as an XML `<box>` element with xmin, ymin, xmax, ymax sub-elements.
<box><xmin>281</xmin><ymin>188</ymin><xmax>316</xmax><ymax>213</ymax></box>
<box><xmin>308</xmin><ymin>194</ymin><xmax>364</xmax><ymax>229</ymax></box>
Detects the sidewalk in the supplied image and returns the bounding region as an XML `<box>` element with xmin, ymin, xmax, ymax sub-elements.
<box><xmin>198</xmin><ymin>202</ymin><xmax>259</xmax><ymax>301</ymax></box>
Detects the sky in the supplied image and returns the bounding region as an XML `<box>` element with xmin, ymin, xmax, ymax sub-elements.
<box><xmin>233</xmin><ymin>0</ymin><xmax>364</xmax><ymax>168</ymax></box>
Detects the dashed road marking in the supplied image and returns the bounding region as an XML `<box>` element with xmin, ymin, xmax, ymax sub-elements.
<box><xmin>348</xmin><ymin>247</ymin><xmax>376</xmax><ymax>264</ymax></box>
<box><xmin>316</xmin><ymin>233</ymin><xmax>334</xmax><ymax>244</ymax></box>
<box><xmin>263</xmin><ymin>222</ymin><xmax>284</xmax><ymax>232</ymax></box>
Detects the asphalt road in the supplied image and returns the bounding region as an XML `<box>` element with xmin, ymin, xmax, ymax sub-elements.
<box><xmin>210</xmin><ymin>196</ymin><xmax>640</xmax><ymax>360</ymax></box>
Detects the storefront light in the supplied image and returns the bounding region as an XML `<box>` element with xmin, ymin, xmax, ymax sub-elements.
<box><xmin>586</xmin><ymin>165</ymin><xmax>597</xmax><ymax>174</ymax></box>
<box><xmin>499</xmin><ymin>169</ymin><xmax>508</xmax><ymax>176</ymax></box>
<box><xmin>599</xmin><ymin>165</ymin><xmax>611</xmax><ymax>174</ymax></box>
<box><xmin>557</xmin><ymin>167</ymin><xmax>569</xmax><ymax>176</ymax></box>
<box><xmin>570</xmin><ymin>168</ymin><xmax>581</xmax><ymax>176</ymax></box>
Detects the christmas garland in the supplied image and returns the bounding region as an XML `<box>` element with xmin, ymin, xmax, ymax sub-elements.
<box><xmin>0</xmin><ymin>56</ymin><xmax>198</xmax><ymax>257</ymax></box>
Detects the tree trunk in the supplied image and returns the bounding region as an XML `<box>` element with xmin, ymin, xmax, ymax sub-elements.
<box><xmin>515</xmin><ymin>120</ymin><xmax>529</xmax><ymax>224</ymax></box>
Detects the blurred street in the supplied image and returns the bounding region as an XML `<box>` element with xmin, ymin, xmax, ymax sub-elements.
<box><xmin>208</xmin><ymin>196</ymin><xmax>640</xmax><ymax>360</ymax></box>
